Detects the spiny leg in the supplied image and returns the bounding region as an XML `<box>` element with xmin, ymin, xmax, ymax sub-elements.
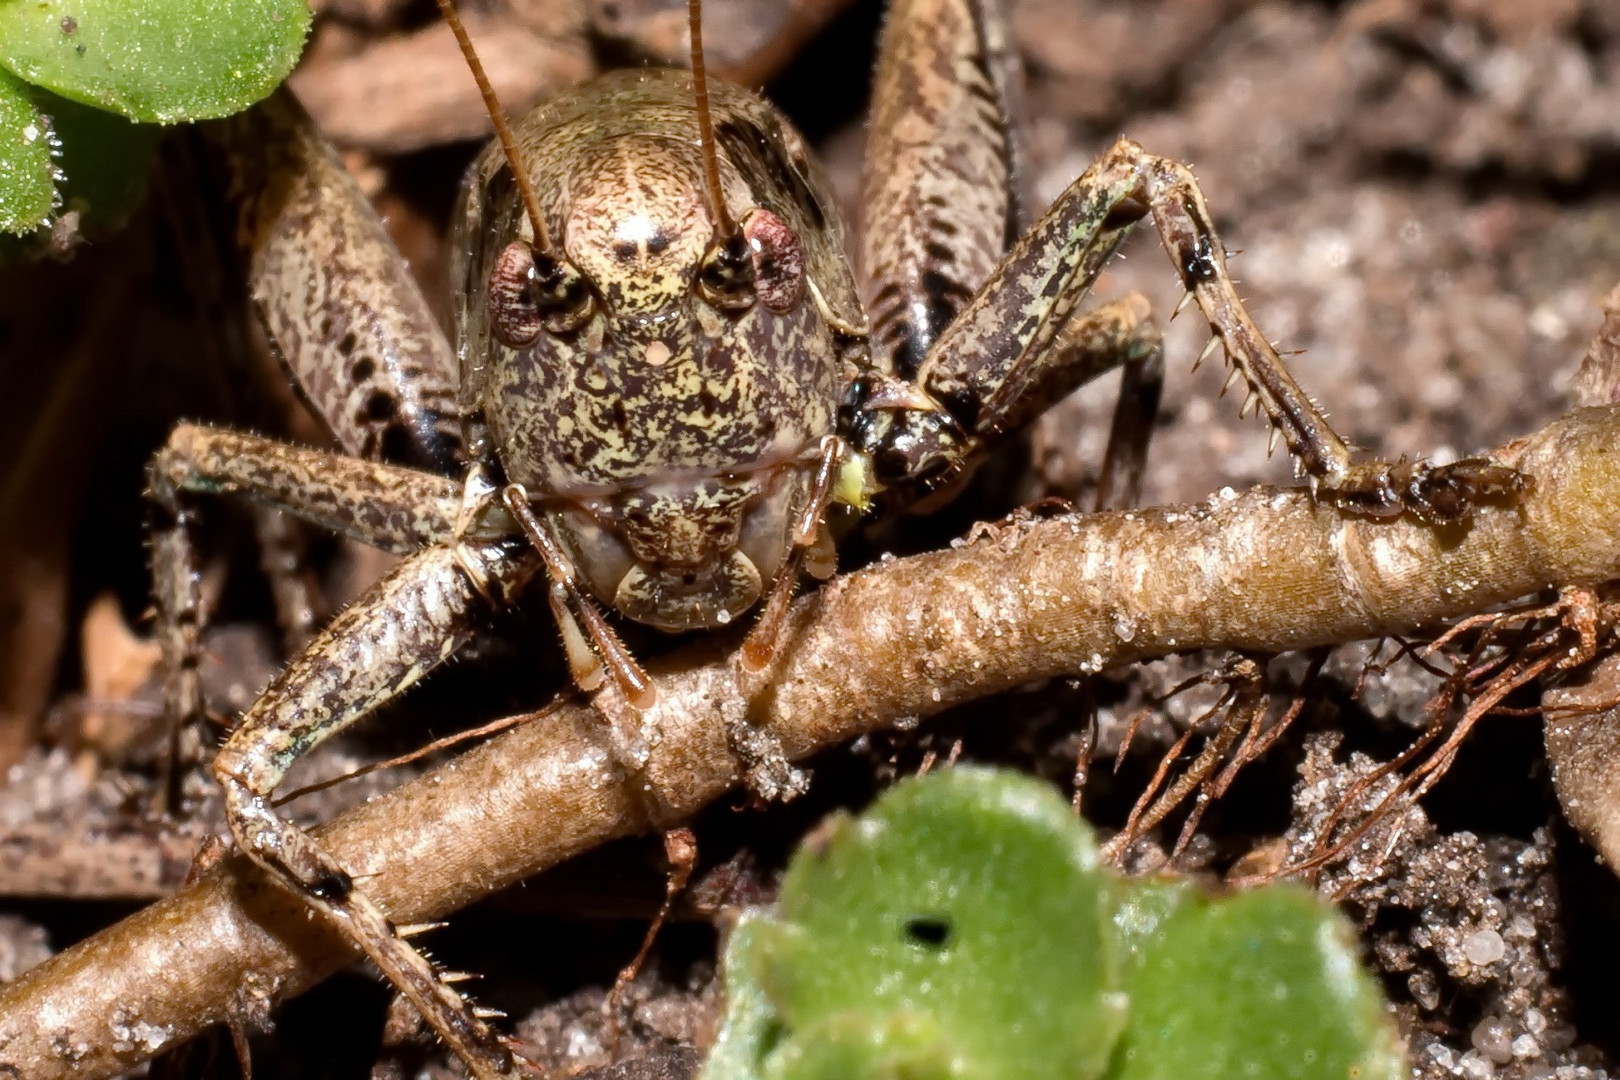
<box><xmin>147</xmin><ymin>424</ymin><xmax>468</xmax><ymax>796</ymax></box>
<box><xmin>879</xmin><ymin>137</ymin><xmax>1522</xmax><ymax>519</ymax></box>
<box><xmin>212</xmin><ymin>539</ymin><xmax>541</xmax><ymax>1080</ymax></box>
<box><xmin>1044</xmin><ymin>139</ymin><xmax>1521</xmax><ymax>521</ymax></box>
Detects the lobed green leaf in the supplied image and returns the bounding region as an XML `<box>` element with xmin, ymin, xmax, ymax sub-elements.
<box><xmin>702</xmin><ymin>768</ymin><xmax>1408</xmax><ymax>1080</ymax></box>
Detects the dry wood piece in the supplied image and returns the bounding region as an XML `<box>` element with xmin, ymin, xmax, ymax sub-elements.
<box><xmin>290</xmin><ymin>11</ymin><xmax>594</xmax><ymax>153</ymax></box>
<box><xmin>0</xmin><ymin>823</ymin><xmax>204</xmax><ymax>901</ymax></box>
<box><xmin>587</xmin><ymin>0</ymin><xmax>860</xmax><ymax>86</ymax></box>
<box><xmin>3</xmin><ymin>403</ymin><xmax>1620</xmax><ymax>1079</ymax></box>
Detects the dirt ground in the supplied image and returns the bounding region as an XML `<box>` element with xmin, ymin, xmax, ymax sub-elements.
<box><xmin>2</xmin><ymin>0</ymin><xmax>1620</xmax><ymax>1077</ymax></box>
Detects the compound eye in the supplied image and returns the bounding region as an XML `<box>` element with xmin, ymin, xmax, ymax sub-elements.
<box><xmin>696</xmin><ymin>232</ymin><xmax>756</xmax><ymax>312</ymax></box>
<box><xmin>743</xmin><ymin>208</ymin><xmax>804</xmax><ymax>313</ymax></box>
<box><xmin>488</xmin><ymin>240</ymin><xmax>594</xmax><ymax>348</ymax></box>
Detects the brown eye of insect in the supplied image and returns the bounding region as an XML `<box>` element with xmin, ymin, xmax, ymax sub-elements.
<box><xmin>742</xmin><ymin>208</ymin><xmax>804</xmax><ymax>313</ymax></box>
<box><xmin>696</xmin><ymin>232</ymin><xmax>756</xmax><ymax>311</ymax></box>
<box><xmin>488</xmin><ymin>240</ymin><xmax>593</xmax><ymax>347</ymax></box>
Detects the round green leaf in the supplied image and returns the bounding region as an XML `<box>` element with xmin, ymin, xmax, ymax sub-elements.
<box><xmin>1110</xmin><ymin>884</ymin><xmax>1407</xmax><ymax>1080</ymax></box>
<box><xmin>0</xmin><ymin>0</ymin><xmax>311</xmax><ymax>123</ymax></box>
<box><xmin>0</xmin><ymin>67</ymin><xmax>57</xmax><ymax>234</ymax></box>
<box><xmin>751</xmin><ymin>769</ymin><xmax>1126</xmax><ymax>1080</ymax></box>
<box><xmin>699</xmin><ymin>769</ymin><xmax>1409</xmax><ymax>1080</ymax></box>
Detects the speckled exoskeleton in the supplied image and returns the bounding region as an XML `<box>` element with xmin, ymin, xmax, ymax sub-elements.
<box><xmin>145</xmin><ymin>0</ymin><xmax>1524</xmax><ymax>1075</ymax></box>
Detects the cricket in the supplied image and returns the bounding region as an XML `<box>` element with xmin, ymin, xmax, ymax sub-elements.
<box><xmin>134</xmin><ymin>0</ymin><xmax>1531</xmax><ymax>1075</ymax></box>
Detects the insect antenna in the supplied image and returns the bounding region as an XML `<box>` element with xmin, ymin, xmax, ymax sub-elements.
<box><xmin>434</xmin><ymin>0</ymin><xmax>554</xmax><ymax>256</ymax></box>
<box><xmin>688</xmin><ymin>0</ymin><xmax>738</xmax><ymax>241</ymax></box>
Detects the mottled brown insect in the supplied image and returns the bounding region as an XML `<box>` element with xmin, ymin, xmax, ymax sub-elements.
<box><xmin>145</xmin><ymin>0</ymin><xmax>1524</xmax><ymax>1075</ymax></box>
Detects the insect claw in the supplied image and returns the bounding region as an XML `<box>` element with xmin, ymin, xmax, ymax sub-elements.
<box><xmin>1267</xmin><ymin>425</ymin><xmax>1282</xmax><ymax>457</ymax></box>
<box><xmin>1193</xmin><ymin>335</ymin><xmax>1221</xmax><ymax>372</ymax></box>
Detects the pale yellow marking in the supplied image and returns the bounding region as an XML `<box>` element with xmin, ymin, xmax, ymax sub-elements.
<box><xmin>835</xmin><ymin>454</ymin><xmax>877</xmax><ymax>512</ymax></box>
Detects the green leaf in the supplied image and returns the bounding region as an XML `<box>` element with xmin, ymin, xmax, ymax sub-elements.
<box><xmin>725</xmin><ymin>768</ymin><xmax>1128</xmax><ymax>1080</ymax></box>
<box><xmin>1108</xmin><ymin>883</ymin><xmax>1407</xmax><ymax>1080</ymax></box>
<box><xmin>701</xmin><ymin>769</ymin><xmax>1409</xmax><ymax>1080</ymax></box>
<box><xmin>0</xmin><ymin>67</ymin><xmax>57</xmax><ymax>234</ymax></box>
<box><xmin>0</xmin><ymin>0</ymin><xmax>311</xmax><ymax>124</ymax></box>
<box><xmin>704</xmin><ymin>916</ymin><xmax>789</xmax><ymax>1080</ymax></box>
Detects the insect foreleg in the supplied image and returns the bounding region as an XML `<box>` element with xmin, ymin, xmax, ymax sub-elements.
<box><xmin>211</xmin><ymin>539</ymin><xmax>540</xmax><ymax>1080</ymax></box>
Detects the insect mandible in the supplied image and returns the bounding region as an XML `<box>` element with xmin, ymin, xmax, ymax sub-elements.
<box><xmin>145</xmin><ymin>0</ymin><xmax>1525</xmax><ymax>1075</ymax></box>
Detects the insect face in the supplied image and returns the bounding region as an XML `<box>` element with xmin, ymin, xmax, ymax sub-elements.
<box><xmin>455</xmin><ymin>71</ymin><xmax>854</xmax><ymax>631</ymax></box>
